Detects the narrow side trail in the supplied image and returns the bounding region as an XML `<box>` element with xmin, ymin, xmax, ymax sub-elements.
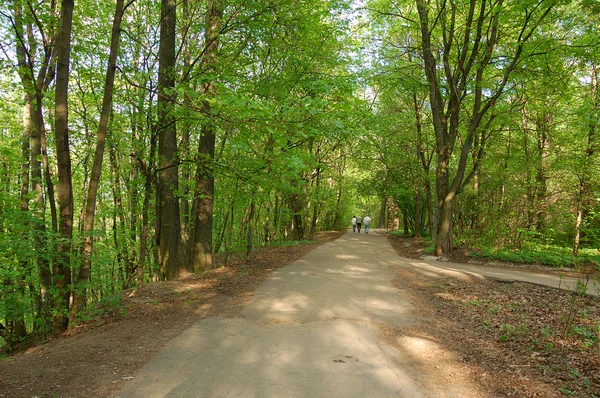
<box><xmin>114</xmin><ymin>231</ymin><xmax>483</xmax><ymax>398</ymax></box>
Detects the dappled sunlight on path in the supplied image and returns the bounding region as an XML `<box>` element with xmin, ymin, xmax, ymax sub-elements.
<box><xmin>114</xmin><ymin>230</ymin><xmax>485</xmax><ymax>398</ymax></box>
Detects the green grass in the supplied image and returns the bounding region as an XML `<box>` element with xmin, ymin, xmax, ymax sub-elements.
<box><xmin>471</xmin><ymin>244</ymin><xmax>600</xmax><ymax>269</ymax></box>
<box><xmin>271</xmin><ymin>239</ymin><xmax>316</xmax><ymax>247</ymax></box>
<box><xmin>388</xmin><ymin>230</ymin><xmax>406</xmax><ymax>237</ymax></box>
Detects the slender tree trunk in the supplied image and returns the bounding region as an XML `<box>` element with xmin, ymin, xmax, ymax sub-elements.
<box><xmin>13</xmin><ymin>99</ymin><xmax>31</xmax><ymax>342</ymax></box>
<box><xmin>309</xmin><ymin>167</ymin><xmax>322</xmax><ymax>239</ymax></box>
<box><xmin>190</xmin><ymin>0</ymin><xmax>223</xmax><ymax>272</ymax></box>
<box><xmin>273</xmin><ymin>192</ymin><xmax>280</xmax><ymax>241</ymax></box>
<box><xmin>245</xmin><ymin>192</ymin><xmax>256</xmax><ymax>261</ymax></box>
<box><xmin>52</xmin><ymin>0</ymin><xmax>75</xmax><ymax>334</ymax></box>
<box><xmin>180</xmin><ymin>0</ymin><xmax>192</xmax><ymax>249</ymax></box>
<box><xmin>138</xmin><ymin>130</ymin><xmax>157</xmax><ymax>286</ymax></box>
<box><xmin>378</xmin><ymin>198</ymin><xmax>386</xmax><ymax>229</ymax></box>
<box><xmin>534</xmin><ymin>111</ymin><xmax>551</xmax><ymax>233</ymax></box>
<box><xmin>13</xmin><ymin>0</ymin><xmax>53</xmax><ymax>333</ymax></box>
<box><xmin>414</xmin><ymin>189</ymin><xmax>422</xmax><ymax>238</ymax></box>
<box><xmin>109</xmin><ymin>146</ymin><xmax>129</xmax><ymax>282</ymax></box>
<box><xmin>157</xmin><ymin>0</ymin><xmax>183</xmax><ymax>280</ymax></box>
<box><xmin>70</xmin><ymin>0</ymin><xmax>125</xmax><ymax>321</ymax></box>
<box><xmin>215</xmin><ymin>178</ymin><xmax>238</xmax><ymax>254</ymax></box>
<box><xmin>573</xmin><ymin>64</ymin><xmax>598</xmax><ymax>256</ymax></box>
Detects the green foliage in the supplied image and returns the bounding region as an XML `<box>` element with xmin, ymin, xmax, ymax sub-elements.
<box><xmin>472</xmin><ymin>244</ymin><xmax>600</xmax><ymax>269</ymax></box>
<box><xmin>77</xmin><ymin>294</ymin><xmax>127</xmax><ymax>323</ymax></box>
<box><xmin>498</xmin><ymin>323</ymin><xmax>530</xmax><ymax>342</ymax></box>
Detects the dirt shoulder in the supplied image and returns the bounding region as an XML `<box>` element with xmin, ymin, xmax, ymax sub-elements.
<box><xmin>386</xmin><ymin>233</ymin><xmax>600</xmax><ymax>397</ymax></box>
<box><xmin>0</xmin><ymin>231</ymin><xmax>343</xmax><ymax>398</ymax></box>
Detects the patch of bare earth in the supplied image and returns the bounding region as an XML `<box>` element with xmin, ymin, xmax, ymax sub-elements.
<box><xmin>0</xmin><ymin>231</ymin><xmax>344</xmax><ymax>398</ymax></box>
<box><xmin>386</xmin><ymin>233</ymin><xmax>600</xmax><ymax>397</ymax></box>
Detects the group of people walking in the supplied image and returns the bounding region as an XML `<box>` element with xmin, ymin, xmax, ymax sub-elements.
<box><xmin>351</xmin><ymin>215</ymin><xmax>371</xmax><ymax>234</ymax></box>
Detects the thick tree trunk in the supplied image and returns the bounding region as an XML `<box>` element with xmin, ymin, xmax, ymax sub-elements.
<box><xmin>157</xmin><ymin>0</ymin><xmax>183</xmax><ymax>280</ymax></box>
<box><xmin>435</xmin><ymin>197</ymin><xmax>453</xmax><ymax>256</ymax></box>
<box><xmin>71</xmin><ymin>0</ymin><xmax>125</xmax><ymax>321</ymax></box>
<box><xmin>190</xmin><ymin>0</ymin><xmax>223</xmax><ymax>272</ymax></box>
<box><xmin>52</xmin><ymin>0</ymin><xmax>75</xmax><ymax>334</ymax></box>
<box><xmin>289</xmin><ymin>193</ymin><xmax>305</xmax><ymax>240</ymax></box>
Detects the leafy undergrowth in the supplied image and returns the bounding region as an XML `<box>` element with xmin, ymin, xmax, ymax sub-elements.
<box><xmin>387</xmin><ymin>233</ymin><xmax>600</xmax><ymax>397</ymax></box>
<box><xmin>473</xmin><ymin>244</ymin><xmax>600</xmax><ymax>270</ymax></box>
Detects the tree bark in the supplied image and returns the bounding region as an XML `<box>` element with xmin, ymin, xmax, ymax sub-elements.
<box><xmin>378</xmin><ymin>197</ymin><xmax>386</xmax><ymax>229</ymax></box>
<box><xmin>573</xmin><ymin>64</ymin><xmax>598</xmax><ymax>256</ymax></box>
<box><xmin>157</xmin><ymin>0</ymin><xmax>183</xmax><ymax>280</ymax></box>
<box><xmin>52</xmin><ymin>0</ymin><xmax>75</xmax><ymax>334</ymax></box>
<box><xmin>190</xmin><ymin>0</ymin><xmax>223</xmax><ymax>272</ymax></box>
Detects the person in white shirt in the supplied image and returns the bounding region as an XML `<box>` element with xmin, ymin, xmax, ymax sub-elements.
<box><xmin>363</xmin><ymin>215</ymin><xmax>371</xmax><ymax>234</ymax></box>
<box><xmin>351</xmin><ymin>216</ymin><xmax>357</xmax><ymax>232</ymax></box>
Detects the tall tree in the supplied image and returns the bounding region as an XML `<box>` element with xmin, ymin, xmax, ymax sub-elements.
<box><xmin>53</xmin><ymin>0</ymin><xmax>75</xmax><ymax>334</ymax></box>
<box><xmin>157</xmin><ymin>0</ymin><xmax>183</xmax><ymax>280</ymax></box>
<box><xmin>70</xmin><ymin>0</ymin><xmax>129</xmax><ymax>322</ymax></box>
<box><xmin>414</xmin><ymin>0</ymin><xmax>557</xmax><ymax>255</ymax></box>
<box><xmin>190</xmin><ymin>0</ymin><xmax>223</xmax><ymax>272</ymax></box>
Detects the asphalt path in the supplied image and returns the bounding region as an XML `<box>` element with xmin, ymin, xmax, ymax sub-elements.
<box><xmin>113</xmin><ymin>229</ymin><xmax>598</xmax><ymax>398</ymax></box>
<box><xmin>114</xmin><ymin>230</ymin><xmax>483</xmax><ymax>398</ymax></box>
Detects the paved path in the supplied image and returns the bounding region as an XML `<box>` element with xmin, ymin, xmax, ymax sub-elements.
<box><xmin>113</xmin><ymin>230</ymin><xmax>598</xmax><ymax>398</ymax></box>
<box><xmin>114</xmin><ymin>230</ymin><xmax>482</xmax><ymax>398</ymax></box>
<box><xmin>415</xmin><ymin>250</ymin><xmax>599</xmax><ymax>297</ymax></box>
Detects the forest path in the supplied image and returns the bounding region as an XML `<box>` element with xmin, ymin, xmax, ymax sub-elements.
<box><xmin>113</xmin><ymin>230</ymin><xmax>483</xmax><ymax>398</ymax></box>
<box><xmin>415</xmin><ymin>252</ymin><xmax>599</xmax><ymax>297</ymax></box>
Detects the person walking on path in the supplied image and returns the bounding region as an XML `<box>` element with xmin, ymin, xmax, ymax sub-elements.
<box><xmin>363</xmin><ymin>215</ymin><xmax>371</xmax><ymax>234</ymax></box>
<box><xmin>356</xmin><ymin>215</ymin><xmax>363</xmax><ymax>233</ymax></box>
<box><xmin>351</xmin><ymin>216</ymin><xmax>357</xmax><ymax>232</ymax></box>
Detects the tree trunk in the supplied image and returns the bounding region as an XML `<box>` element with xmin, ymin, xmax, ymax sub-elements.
<box><xmin>13</xmin><ymin>99</ymin><xmax>31</xmax><ymax>343</ymax></box>
<box><xmin>13</xmin><ymin>0</ymin><xmax>54</xmax><ymax>334</ymax></box>
<box><xmin>573</xmin><ymin>64</ymin><xmax>598</xmax><ymax>256</ymax></box>
<box><xmin>138</xmin><ymin>130</ymin><xmax>157</xmax><ymax>287</ymax></box>
<box><xmin>309</xmin><ymin>167</ymin><xmax>322</xmax><ymax>239</ymax></box>
<box><xmin>289</xmin><ymin>193</ymin><xmax>305</xmax><ymax>240</ymax></box>
<box><xmin>245</xmin><ymin>192</ymin><xmax>256</xmax><ymax>261</ymax></box>
<box><xmin>70</xmin><ymin>0</ymin><xmax>126</xmax><ymax>322</ymax></box>
<box><xmin>190</xmin><ymin>0</ymin><xmax>223</xmax><ymax>272</ymax></box>
<box><xmin>157</xmin><ymin>0</ymin><xmax>183</xmax><ymax>280</ymax></box>
<box><xmin>52</xmin><ymin>0</ymin><xmax>75</xmax><ymax>334</ymax></box>
<box><xmin>378</xmin><ymin>197</ymin><xmax>386</xmax><ymax>229</ymax></box>
<box><xmin>414</xmin><ymin>189</ymin><xmax>422</xmax><ymax>238</ymax></box>
<box><xmin>180</xmin><ymin>0</ymin><xmax>192</xmax><ymax>249</ymax></box>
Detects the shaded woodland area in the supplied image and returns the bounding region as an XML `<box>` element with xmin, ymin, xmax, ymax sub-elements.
<box><xmin>0</xmin><ymin>0</ymin><xmax>598</xmax><ymax>355</ymax></box>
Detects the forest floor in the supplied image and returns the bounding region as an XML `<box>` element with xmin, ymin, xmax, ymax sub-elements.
<box><xmin>386</xmin><ymin>234</ymin><xmax>600</xmax><ymax>397</ymax></box>
<box><xmin>0</xmin><ymin>231</ymin><xmax>598</xmax><ymax>397</ymax></box>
